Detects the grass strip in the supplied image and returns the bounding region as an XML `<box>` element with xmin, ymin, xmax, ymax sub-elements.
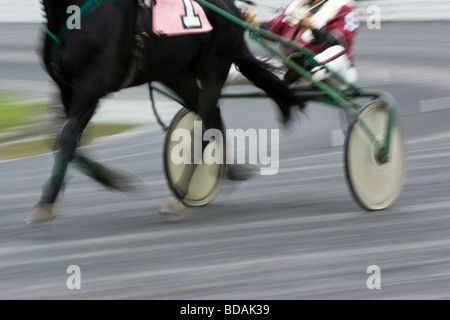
<box><xmin>0</xmin><ymin>123</ymin><xmax>140</xmax><ymax>161</ymax></box>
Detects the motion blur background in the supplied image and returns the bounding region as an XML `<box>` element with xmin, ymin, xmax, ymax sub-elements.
<box><xmin>1</xmin><ymin>0</ymin><xmax>449</xmax><ymax>128</ymax></box>
<box><xmin>1</xmin><ymin>0</ymin><xmax>450</xmax><ymax>22</ymax></box>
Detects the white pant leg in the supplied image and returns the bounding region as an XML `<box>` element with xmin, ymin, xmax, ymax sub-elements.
<box><xmin>309</xmin><ymin>45</ymin><xmax>358</xmax><ymax>90</ymax></box>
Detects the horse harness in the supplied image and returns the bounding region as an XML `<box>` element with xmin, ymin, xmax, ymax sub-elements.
<box><xmin>120</xmin><ymin>1</ymin><xmax>155</xmax><ymax>89</ymax></box>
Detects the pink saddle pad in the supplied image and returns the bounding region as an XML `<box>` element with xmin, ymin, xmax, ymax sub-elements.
<box><xmin>153</xmin><ymin>0</ymin><xmax>213</xmax><ymax>36</ymax></box>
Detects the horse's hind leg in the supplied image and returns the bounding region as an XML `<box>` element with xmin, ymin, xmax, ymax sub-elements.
<box><xmin>196</xmin><ymin>64</ymin><xmax>230</xmax><ymax>132</ymax></box>
<box><xmin>72</xmin><ymin>153</ymin><xmax>146</xmax><ymax>193</ymax></box>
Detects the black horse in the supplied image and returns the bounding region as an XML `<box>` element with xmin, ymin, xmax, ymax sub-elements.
<box><xmin>26</xmin><ymin>0</ymin><xmax>304</xmax><ymax>223</ymax></box>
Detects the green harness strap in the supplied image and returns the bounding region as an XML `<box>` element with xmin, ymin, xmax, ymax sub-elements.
<box><xmin>44</xmin><ymin>0</ymin><xmax>124</xmax><ymax>86</ymax></box>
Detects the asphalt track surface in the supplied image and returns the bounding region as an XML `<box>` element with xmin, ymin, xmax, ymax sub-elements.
<box><xmin>0</xmin><ymin>22</ymin><xmax>449</xmax><ymax>300</ymax></box>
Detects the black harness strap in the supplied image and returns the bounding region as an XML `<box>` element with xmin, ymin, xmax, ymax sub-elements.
<box><xmin>118</xmin><ymin>2</ymin><xmax>151</xmax><ymax>89</ymax></box>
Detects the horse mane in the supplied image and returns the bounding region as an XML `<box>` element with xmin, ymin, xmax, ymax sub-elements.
<box><xmin>41</xmin><ymin>0</ymin><xmax>76</xmax><ymax>33</ymax></box>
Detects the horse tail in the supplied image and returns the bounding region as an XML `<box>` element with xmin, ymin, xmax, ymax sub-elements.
<box><xmin>233</xmin><ymin>44</ymin><xmax>305</xmax><ymax>124</ymax></box>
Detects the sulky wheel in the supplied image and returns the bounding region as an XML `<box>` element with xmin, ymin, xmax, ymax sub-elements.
<box><xmin>344</xmin><ymin>100</ymin><xmax>407</xmax><ymax>211</ymax></box>
<box><xmin>163</xmin><ymin>108</ymin><xmax>226</xmax><ymax>207</ymax></box>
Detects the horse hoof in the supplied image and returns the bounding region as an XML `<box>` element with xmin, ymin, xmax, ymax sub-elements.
<box><xmin>103</xmin><ymin>168</ymin><xmax>148</xmax><ymax>194</ymax></box>
<box><xmin>24</xmin><ymin>204</ymin><xmax>55</xmax><ymax>225</ymax></box>
<box><xmin>159</xmin><ymin>196</ymin><xmax>186</xmax><ymax>220</ymax></box>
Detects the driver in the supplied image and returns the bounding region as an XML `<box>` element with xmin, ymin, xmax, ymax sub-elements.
<box><xmin>226</xmin><ymin>0</ymin><xmax>360</xmax><ymax>89</ymax></box>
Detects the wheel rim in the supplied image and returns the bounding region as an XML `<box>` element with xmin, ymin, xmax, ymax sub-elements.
<box><xmin>345</xmin><ymin>102</ymin><xmax>406</xmax><ymax>210</ymax></box>
<box><xmin>164</xmin><ymin>109</ymin><xmax>225</xmax><ymax>207</ymax></box>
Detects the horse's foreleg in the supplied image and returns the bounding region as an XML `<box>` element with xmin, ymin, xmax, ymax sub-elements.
<box><xmin>25</xmin><ymin>95</ymin><xmax>98</xmax><ymax>224</ymax></box>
